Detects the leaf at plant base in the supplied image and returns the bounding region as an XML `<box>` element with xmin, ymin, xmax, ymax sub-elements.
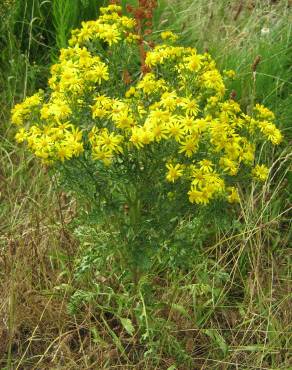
<box><xmin>167</xmin><ymin>365</ymin><xmax>177</xmax><ymax>370</ymax></box>
<box><xmin>119</xmin><ymin>317</ymin><xmax>135</xmax><ymax>336</ymax></box>
<box><xmin>203</xmin><ymin>329</ymin><xmax>228</xmax><ymax>356</ymax></box>
<box><xmin>171</xmin><ymin>303</ymin><xmax>191</xmax><ymax>319</ymax></box>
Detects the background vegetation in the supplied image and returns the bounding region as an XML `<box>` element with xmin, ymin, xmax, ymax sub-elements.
<box><xmin>0</xmin><ymin>0</ymin><xmax>291</xmax><ymax>369</ymax></box>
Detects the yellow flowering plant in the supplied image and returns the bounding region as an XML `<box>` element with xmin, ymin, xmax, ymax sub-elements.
<box><xmin>11</xmin><ymin>4</ymin><xmax>283</xmax><ymax>277</ymax></box>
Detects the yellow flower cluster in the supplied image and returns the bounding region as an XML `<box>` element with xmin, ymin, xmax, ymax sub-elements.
<box><xmin>15</xmin><ymin>122</ymin><xmax>84</xmax><ymax>162</ymax></box>
<box><xmin>187</xmin><ymin>161</ymin><xmax>225</xmax><ymax>204</ymax></box>
<box><xmin>89</xmin><ymin>127</ymin><xmax>123</xmax><ymax>165</ymax></box>
<box><xmin>48</xmin><ymin>47</ymin><xmax>109</xmax><ymax>95</ymax></box>
<box><xmin>12</xmin><ymin>4</ymin><xmax>282</xmax><ymax>206</ymax></box>
<box><xmin>69</xmin><ymin>4</ymin><xmax>136</xmax><ymax>47</ymax></box>
<box><xmin>11</xmin><ymin>92</ymin><xmax>43</xmax><ymax>125</ymax></box>
<box><xmin>160</xmin><ymin>31</ymin><xmax>179</xmax><ymax>42</ymax></box>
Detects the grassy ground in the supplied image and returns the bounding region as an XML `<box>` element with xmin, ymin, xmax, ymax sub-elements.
<box><xmin>0</xmin><ymin>0</ymin><xmax>291</xmax><ymax>369</ymax></box>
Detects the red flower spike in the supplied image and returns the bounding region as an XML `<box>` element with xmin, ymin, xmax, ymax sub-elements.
<box><xmin>125</xmin><ymin>0</ymin><xmax>158</xmax><ymax>74</ymax></box>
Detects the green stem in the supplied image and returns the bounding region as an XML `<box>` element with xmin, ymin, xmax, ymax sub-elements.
<box><xmin>128</xmin><ymin>188</ymin><xmax>142</xmax><ymax>290</ymax></box>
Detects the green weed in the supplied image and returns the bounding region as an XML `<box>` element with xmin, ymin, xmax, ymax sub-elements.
<box><xmin>0</xmin><ymin>1</ymin><xmax>291</xmax><ymax>369</ymax></box>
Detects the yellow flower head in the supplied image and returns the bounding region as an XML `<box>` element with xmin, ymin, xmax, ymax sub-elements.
<box><xmin>252</xmin><ymin>164</ymin><xmax>269</xmax><ymax>182</ymax></box>
<box><xmin>166</xmin><ymin>163</ymin><xmax>183</xmax><ymax>183</ymax></box>
<box><xmin>227</xmin><ymin>186</ymin><xmax>240</xmax><ymax>203</ymax></box>
<box><xmin>160</xmin><ymin>31</ymin><xmax>178</xmax><ymax>42</ymax></box>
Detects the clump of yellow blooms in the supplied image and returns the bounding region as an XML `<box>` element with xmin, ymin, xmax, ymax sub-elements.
<box><xmin>11</xmin><ymin>4</ymin><xmax>283</xmax><ymax>206</ymax></box>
